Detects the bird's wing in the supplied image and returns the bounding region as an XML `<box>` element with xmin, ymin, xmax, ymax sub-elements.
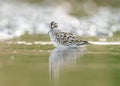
<box><xmin>55</xmin><ymin>31</ymin><xmax>80</xmax><ymax>45</ymax></box>
<box><xmin>55</xmin><ymin>31</ymin><xmax>89</xmax><ymax>46</ymax></box>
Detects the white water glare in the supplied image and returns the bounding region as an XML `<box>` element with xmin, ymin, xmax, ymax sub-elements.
<box><xmin>0</xmin><ymin>0</ymin><xmax>120</xmax><ymax>40</ymax></box>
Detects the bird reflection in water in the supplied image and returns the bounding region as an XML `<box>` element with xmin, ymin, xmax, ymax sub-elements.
<box><xmin>49</xmin><ymin>46</ymin><xmax>87</xmax><ymax>82</ymax></box>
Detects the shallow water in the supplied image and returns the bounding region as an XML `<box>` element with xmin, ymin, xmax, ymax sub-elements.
<box><xmin>0</xmin><ymin>44</ymin><xmax>120</xmax><ymax>86</ymax></box>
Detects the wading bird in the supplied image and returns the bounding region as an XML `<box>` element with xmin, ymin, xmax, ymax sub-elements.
<box><xmin>48</xmin><ymin>21</ymin><xmax>90</xmax><ymax>47</ymax></box>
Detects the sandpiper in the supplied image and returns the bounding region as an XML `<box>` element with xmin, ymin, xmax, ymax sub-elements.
<box><xmin>48</xmin><ymin>21</ymin><xmax>90</xmax><ymax>47</ymax></box>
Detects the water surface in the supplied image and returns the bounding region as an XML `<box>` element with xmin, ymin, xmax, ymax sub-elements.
<box><xmin>0</xmin><ymin>44</ymin><xmax>120</xmax><ymax>86</ymax></box>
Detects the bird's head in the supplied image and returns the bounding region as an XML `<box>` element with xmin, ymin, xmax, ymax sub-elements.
<box><xmin>50</xmin><ymin>21</ymin><xmax>58</xmax><ymax>30</ymax></box>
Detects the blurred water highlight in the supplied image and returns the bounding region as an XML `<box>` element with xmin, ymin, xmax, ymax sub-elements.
<box><xmin>0</xmin><ymin>0</ymin><xmax>120</xmax><ymax>40</ymax></box>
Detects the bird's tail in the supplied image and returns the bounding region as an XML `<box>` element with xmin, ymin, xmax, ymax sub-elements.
<box><xmin>78</xmin><ymin>41</ymin><xmax>91</xmax><ymax>45</ymax></box>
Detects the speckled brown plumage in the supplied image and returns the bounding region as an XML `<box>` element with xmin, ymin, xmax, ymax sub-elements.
<box><xmin>48</xmin><ymin>21</ymin><xmax>89</xmax><ymax>47</ymax></box>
